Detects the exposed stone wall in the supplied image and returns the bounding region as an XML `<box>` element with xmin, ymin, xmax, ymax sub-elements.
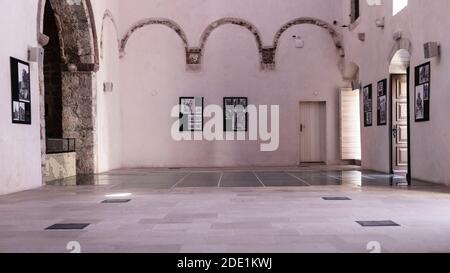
<box><xmin>38</xmin><ymin>0</ymin><xmax>99</xmax><ymax>175</ymax></box>
<box><xmin>61</xmin><ymin>72</ymin><xmax>97</xmax><ymax>174</ymax></box>
<box><xmin>47</xmin><ymin>0</ymin><xmax>99</xmax><ymax>71</ymax></box>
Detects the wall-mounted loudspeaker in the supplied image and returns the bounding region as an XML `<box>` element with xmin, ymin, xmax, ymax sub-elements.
<box><xmin>103</xmin><ymin>82</ymin><xmax>114</xmax><ymax>92</ymax></box>
<box><xmin>28</xmin><ymin>47</ymin><xmax>44</xmax><ymax>64</ymax></box>
<box><xmin>424</xmin><ymin>42</ymin><xmax>440</xmax><ymax>59</ymax></box>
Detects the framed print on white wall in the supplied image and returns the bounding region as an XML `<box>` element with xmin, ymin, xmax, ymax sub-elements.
<box><xmin>179</xmin><ymin>97</ymin><xmax>204</xmax><ymax>132</ymax></box>
<box><xmin>415</xmin><ymin>62</ymin><xmax>431</xmax><ymax>122</ymax></box>
<box><xmin>224</xmin><ymin>97</ymin><xmax>248</xmax><ymax>132</ymax></box>
<box><xmin>377</xmin><ymin>79</ymin><xmax>387</xmax><ymax>126</ymax></box>
<box><xmin>363</xmin><ymin>84</ymin><xmax>373</xmax><ymax>127</ymax></box>
<box><xmin>10</xmin><ymin>57</ymin><xmax>31</xmax><ymax>125</ymax></box>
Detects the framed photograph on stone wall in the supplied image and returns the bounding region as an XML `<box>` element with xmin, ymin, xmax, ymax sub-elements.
<box><xmin>363</xmin><ymin>84</ymin><xmax>373</xmax><ymax>127</ymax></box>
<box><xmin>10</xmin><ymin>57</ymin><xmax>31</xmax><ymax>125</ymax></box>
<box><xmin>415</xmin><ymin>62</ymin><xmax>431</xmax><ymax>122</ymax></box>
<box><xmin>377</xmin><ymin>79</ymin><xmax>387</xmax><ymax>126</ymax></box>
<box><xmin>179</xmin><ymin>97</ymin><xmax>204</xmax><ymax>131</ymax></box>
<box><xmin>224</xmin><ymin>97</ymin><xmax>248</xmax><ymax>132</ymax></box>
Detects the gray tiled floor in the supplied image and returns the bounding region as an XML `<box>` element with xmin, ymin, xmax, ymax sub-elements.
<box><xmin>255</xmin><ymin>172</ymin><xmax>309</xmax><ymax>187</ymax></box>
<box><xmin>2</xmin><ymin>166</ymin><xmax>450</xmax><ymax>253</ymax></box>
<box><xmin>220</xmin><ymin>172</ymin><xmax>263</xmax><ymax>188</ymax></box>
<box><xmin>288</xmin><ymin>172</ymin><xmax>342</xmax><ymax>186</ymax></box>
<box><xmin>176</xmin><ymin>172</ymin><xmax>222</xmax><ymax>188</ymax></box>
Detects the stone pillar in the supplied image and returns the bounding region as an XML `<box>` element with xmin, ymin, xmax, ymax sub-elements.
<box><xmin>39</xmin><ymin>54</ymin><xmax>47</xmax><ymax>184</ymax></box>
<box><xmin>61</xmin><ymin>72</ymin><xmax>97</xmax><ymax>174</ymax></box>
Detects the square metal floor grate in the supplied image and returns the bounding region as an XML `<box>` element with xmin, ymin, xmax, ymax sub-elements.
<box><xmin>102</xmin><ymin>199</ymin><xmax>131</xmax><ymax>204</ymax></box>
<box><xmin>45</xmin><ymin>223</ymin><xmax>90</xmax><ymax>230</ymax></box>
<box><xmin>322</xmin><ymin>197</ymin><xmax>352</xmax><ymax>201</ymax></box>
<box><xmin>356</xmin><ymin>221</ymin><xmax>400</xmax><ymax>227</ymax></box>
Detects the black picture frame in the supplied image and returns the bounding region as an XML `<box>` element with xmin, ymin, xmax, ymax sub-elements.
<box><xmin>377</xmin><ymin>79</ymin><xmax>387</xmax><ymax>126</ymax></box>
<box><xmin>223</xmin><ymin>97</ymin><xmax>248</xmax><ymax>132</ymax></box>
<box><xmin>363</xmin><ymin>84</ymin><xmax>373</xmax><ymax>127</ymax></box>
<box><xmin>10</xmin><ymin>57</ymin><xmax>32</xmax><ymax>125</ymax></box>
<box><xmin>179</xmin><ymin>97</ymin><xmax>204</xmax><ymax>132</ymax></box>
<box><xmin>414</xmin><ymin>62</ymin><xmax>431</xmax><ymax>122</ymax></box>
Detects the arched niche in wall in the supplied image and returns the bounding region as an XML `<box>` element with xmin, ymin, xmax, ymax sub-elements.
<box><xmin>269</xmin><ymin>17</ymin><xmax>345</xmax><ymax>72</ymax></box>
<box><xmin>194</xmin><ymin>18</ymin><xmax>264</xmax><ymax>70</ymax></box>
<box><xmin>119</xmin><ymin>18</ymin><xmax>189</xmax><ymax>63</ymax></box>
<box><xmin>100</xmin><ymin>10</ymin><xmax>120</xmax><ymax>60</ymax></box>
<box><xmin>37</xmin><ymin>0</ymin><xmax>100</xmax><ymax>175</ymax></box>
<box><xmin>118</xmin><ymin>16</ymin><xmax>344</xmax><ymax>73</ymax></box>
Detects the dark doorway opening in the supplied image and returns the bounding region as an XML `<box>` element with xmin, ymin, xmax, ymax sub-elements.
<box><xmin>43</xmin><ymin>1</ymin><xmax>63</xmax><ymax>139</ymax></box>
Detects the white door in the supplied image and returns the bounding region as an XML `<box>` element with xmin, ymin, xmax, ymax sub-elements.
<box><xmin>299</xmin><ymin>102</ymin><xmax>326</xmax><ymax>163</ymax></box>
<box><xmin>392</xmin><ymin>75</ymin><xmax>409</xmax><ymax>173</ymax></box>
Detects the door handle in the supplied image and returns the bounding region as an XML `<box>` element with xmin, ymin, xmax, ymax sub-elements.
<box><xmin>300</xmin><ymin>124</ymin><xmax>304</xmax><ymax>132</ymax></box>
<box><xmin>392</xmin><ymin>125</ymin><xmax>398</xmax><ymax>139</ymax></box>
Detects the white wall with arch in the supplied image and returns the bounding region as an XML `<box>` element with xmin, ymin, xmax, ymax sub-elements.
<box><xmin>116</xmin><ymin>0</ymin><xmax>348</xmax><ymax>168</ymax></box>
<box><xmin>91</xmin><ymin>0</ymin><xmax>122</xmax><ymax>173</ymax></box>
<box><xmin>4</xmin><ymin>0</ymin><xmax>450</xmax><ymax>193</ymax></box>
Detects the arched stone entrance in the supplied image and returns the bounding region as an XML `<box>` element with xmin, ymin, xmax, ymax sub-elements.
<box><xmin>37</xmin><ymin>0</ymin><xmax>99</xmax><ymax>176</ymax></box>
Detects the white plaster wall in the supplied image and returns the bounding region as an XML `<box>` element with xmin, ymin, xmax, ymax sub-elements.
<box><xmin>0</xmin><ymin>0</ymin><xmax>42</xmax><ymax>195</ymax></box>
<box><xmin>343</xmin><ymin>0</ymin><xmax>450</xmax><ymax>185</ymax></box>
<box><xmin>118</xmin><ymin>0</ymin><xmax>346</xmax><ymax>168</ymax></box>
<box><xmin>91</xmin><ymin>0</ymin><xmax>123</xmax><ymax>173</ymax></box>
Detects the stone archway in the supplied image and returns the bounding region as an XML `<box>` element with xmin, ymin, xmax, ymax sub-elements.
<box><xmin>119</xmin><ymin>18</ymin><xmax>189</xmax><ymax>59</ymax></box>
<box><xmin>195</xmin><ymin>18</ymin><xmax>264</xmax><ymax>70</ymax></box>
<box><xmin>267</xmin><ymin>17</ymin><xmax>345</xmax><ymax>71</ymax></box>
<box><xmin>37</xmin><ymin>0</ymin><xmax>99</xmax><ymax>175</ymax></box>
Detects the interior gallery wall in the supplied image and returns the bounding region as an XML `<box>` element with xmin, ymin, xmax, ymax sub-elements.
<box><xmin>343</xmin><ymin>0</ymin><xmax>450</xmax><ymax>185</ymax></box>
<box><xmin>0</xmin><ymin>0</ymin><xmax>42</xmax><ymax>195</ymax></box>
<box><xmin>3</xmin><ymin>0</ymin><xmax>450</xmax><ymax>196</ymax></box>
<box><xmin>118</xmin><ymin>0</ymin><xmax>347</xmax><ymax>168</ymax></box>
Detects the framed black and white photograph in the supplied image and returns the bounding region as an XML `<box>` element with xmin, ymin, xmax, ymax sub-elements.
<box><xmin>365</xmin><ymin>112</ymin><xmax>372</xmax><ymax>128</ymax></box>
<box><xmin>179</xmin><ymin>97</ymin><xmax>204</xmax><ymax>131</ymax></box>
<box><xmin>377</xmin><ymin>79</ymin><xmax>387</xmax><ymax>126</ymax></box>
<box><xmin>224</xmin><ymin>97</ymin><xmax>248</xmax><ymax>132</ymax></box>
<box><xmin>363</xmin><ymin>84</ymin><xmax>373</xmax><ymax>127</ymax></box>
<box><xmin>415</xmin><ymin>62</ymin><xmax>431</xmax><ymax>122</ymax></box>
<box><xmin>418</xmin><ymin>62</ymin><xmax>430</xmax><ymax>85</ymax></box>
<box><xmin>415</xmin><ymin>85</ymin><xmax>425</xmax><ymax>120</ymax></box>
<box><xmin>423</xmin><ymin>83</ymin><xmax>430</xmax><ymax>100</ymax></box>
<box><xmin>10</xmin><ymin>57</ymin><xmax>31</xmax><ymax>125</ymax></box>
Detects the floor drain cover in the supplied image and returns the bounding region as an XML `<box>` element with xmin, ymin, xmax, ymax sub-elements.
<box><xmin>102</xmin><ymin>199</ymin><xmax>131</xmax><ymax>204</ymax></box>
<box><xmin>356</xmin><ymin>221</ymin><xmax>400</xmax><ymax>227</ymax></box>
<box><xmin>322</xmin><ymin>197</ymin><xmax>352</xmax><ymax>201</ymax></box>
<box><xmin>46</xmin><ymin>223</ymin><xmax>90</xmax><ymax>230</ymax></box>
